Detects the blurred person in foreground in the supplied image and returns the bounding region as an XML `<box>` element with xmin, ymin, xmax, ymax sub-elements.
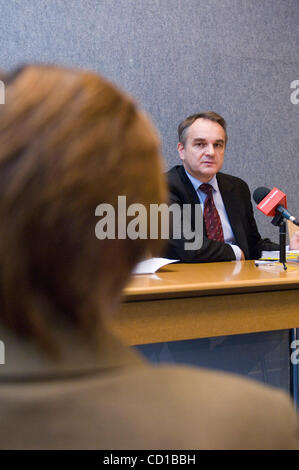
<box><xmin>0</xmin><ymin>64</ymin><xmax>298</xmax><ymax>450</ymax></box>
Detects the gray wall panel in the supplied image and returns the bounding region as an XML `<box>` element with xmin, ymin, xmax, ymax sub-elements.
<box><xmin>0</xmin><ymin>0</ymin><xmax>298</xmax><ymax>240</ymax></box>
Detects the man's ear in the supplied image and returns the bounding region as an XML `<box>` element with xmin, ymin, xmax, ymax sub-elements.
<box><xmin>177</xmin><ymin>142</ymin><xmax>185</xmax><ymax>161</ymax></box>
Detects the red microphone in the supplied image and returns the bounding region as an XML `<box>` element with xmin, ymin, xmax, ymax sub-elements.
<box><xmin>255</xmin><ymin>187</ymin><xmax>287</xmax><ymax>216</ymax></box>
<box><xmin>253</xmin><ymin>187</ymin><xmax>299</xmax><ymax>226</ymax></box>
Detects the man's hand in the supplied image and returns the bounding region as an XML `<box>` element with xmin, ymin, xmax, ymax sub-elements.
<box><xmin>240</xmin><ymin>249</ymin><xmax>245</xmax><ymax>261</ymax></box>
<box><xmin>290</xmin><ymin>231</ymin><xmax>299</xmax><ymax>250</ymax></box>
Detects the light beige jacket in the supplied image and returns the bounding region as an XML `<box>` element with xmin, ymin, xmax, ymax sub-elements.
<box><xmin>0</xmin><ymin>325</ymin><xmax>298</xmax><ymax>449</ymax></box>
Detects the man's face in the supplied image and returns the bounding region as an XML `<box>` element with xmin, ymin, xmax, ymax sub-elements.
<box><xmin>177</xmin><ymin>118</ymin><xmax>226</xmax><ymax>182</ymax></box>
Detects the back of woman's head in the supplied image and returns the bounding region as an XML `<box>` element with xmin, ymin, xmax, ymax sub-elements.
<box><xmin>0</xmin><ymin>64</ymin><xmax>166</xmax><ymax>354</ymax></box>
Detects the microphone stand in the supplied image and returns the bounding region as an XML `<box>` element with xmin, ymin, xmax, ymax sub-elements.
<box><xmin>271</xmin><ymin>212</ymin><xmax>287</xmax><ymax>270</ymax></box>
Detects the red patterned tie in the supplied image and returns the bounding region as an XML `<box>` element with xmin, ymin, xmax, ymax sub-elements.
<box><xmin>200</xmin><ymin>183</ymin><xmax>224</xmax><ymax>242</ymax></box>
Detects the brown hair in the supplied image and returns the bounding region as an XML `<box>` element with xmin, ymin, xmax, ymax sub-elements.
<box><xmin>178</xmin><ymin>111</ymin><xmax>228</xmax><ymax>146</ymax></box>
<box><xmin>0</xmin><ymin>64</ymin><xmax>166</xmax><ymax>355</ymax></box>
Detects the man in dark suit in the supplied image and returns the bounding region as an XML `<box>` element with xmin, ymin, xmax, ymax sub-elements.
<box><xmin>164</xmin><ymin>112</ymin><xmax>298</xmax><ymax>263</ymax></box>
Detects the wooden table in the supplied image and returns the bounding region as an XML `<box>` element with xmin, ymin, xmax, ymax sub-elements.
<box><xmin>111</xmin><ymin>260</ymin><xmax>299</xmax><ymax>346</ymax></box>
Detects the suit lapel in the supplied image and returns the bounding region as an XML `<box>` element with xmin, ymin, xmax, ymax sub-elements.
<box><xmin>177</xmin><ymin>166</ymin><xmax>201</xmax><ymax>205</ymax></box>
<box><xmin>217</xmin><ymin>173</ymin><xmax>248</xmax><ymax>255</ymax></box>
<box><xmin>177</xmin><ymin>166</ymin><xmax>206</xmax><ymax>234</ymax></box>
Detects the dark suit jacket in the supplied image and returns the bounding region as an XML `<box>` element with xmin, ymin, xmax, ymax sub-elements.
<box><xmin>164</xmin><ymin>165</ymin><xmax>278</xmax><ymax>262</ymax></box>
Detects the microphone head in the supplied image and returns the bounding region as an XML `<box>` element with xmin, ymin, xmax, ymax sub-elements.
<box><xmin>253</xmin><ymin>187</ymin><xmax>270</xmax><ymax>204</ymax></box>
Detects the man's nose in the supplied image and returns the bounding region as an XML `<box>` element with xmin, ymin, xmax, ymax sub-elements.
<box><xmin>205</xmin><ymin>143</ymin><xmax>215</xmax><ymax>156</ymax></box>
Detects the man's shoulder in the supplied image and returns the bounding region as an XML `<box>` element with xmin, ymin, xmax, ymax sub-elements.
<box><xmin>166</xmin><ymin>165</ymin><xmax>186</xmax><ymax>184</ymax></box>
<box><xmin>165</xmin><ymin>166</ymin><xmax>250</xmax><ymax>191</ymax></box>
<box><xmin>165</xmin><ymin>166</ymin><xmax>194</xmax><ymax>201</ymax></box>
<box><xmin>217</xmin><ymin>171</ymin><xmax>249</xmax><ymax>190</ymax></box>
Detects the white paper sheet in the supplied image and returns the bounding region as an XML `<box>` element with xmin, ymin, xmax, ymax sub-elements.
<box><xmin>132</xmin><ymin>257</ymin><xmax>179</xmax><ymax>274</ymax></box>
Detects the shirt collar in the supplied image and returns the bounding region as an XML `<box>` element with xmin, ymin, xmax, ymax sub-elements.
<box><xmin>184</xmin><ymin>169</ymin><xmax>219</xmax><ymax>193</ymax></box>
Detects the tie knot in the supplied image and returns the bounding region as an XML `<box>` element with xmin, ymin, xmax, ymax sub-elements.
<box><xmin>199</xmin><ymin>183</ymin><xmax>213</xmax><ymax>195</ymax></box>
